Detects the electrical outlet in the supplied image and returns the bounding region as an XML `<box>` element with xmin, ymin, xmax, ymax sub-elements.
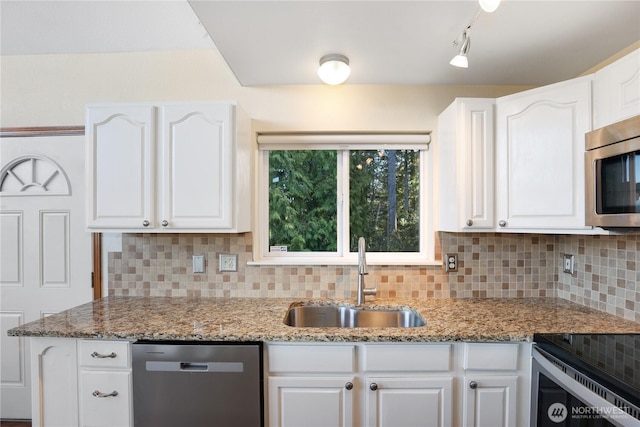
<box><xmin>219</xmin><ymin>253</ymin><xmax>238</xmax><ymax>272</ymax></box>
<box><xmin>445</xmin><ymin>253</ymin><xmax>458</xmax><ymax>272</ymax></box>
<box><xmin>563</xmin><ymin>254</ymin><xmax>575</xmax><ymax>274</ymax></box>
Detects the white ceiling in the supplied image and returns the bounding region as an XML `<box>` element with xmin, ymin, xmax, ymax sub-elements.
<box><xmin>0</xmin><ymin>0</ymin><xmax>214</xmax><ymax>55</ymax></box>
<box><xmin>2</xmin><ymin>0</ymin><xmax>639</xmax><ymax>87</ymax></box>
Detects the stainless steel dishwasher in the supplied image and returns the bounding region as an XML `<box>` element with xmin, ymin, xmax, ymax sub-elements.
<box><xmin>132</xmin><ymin>341</ymin><xmax>263</xmax><ymax>427</ymax></box>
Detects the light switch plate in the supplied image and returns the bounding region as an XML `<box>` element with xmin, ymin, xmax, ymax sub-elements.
<box><xmin>219</xmin><ymin>253</ymin><xmax>238</xmax><ymax>272</ymax></box>
<box><xmin>563</xmin><ymin>254</ymin><xmax>575</xmax><ymax>274</ymax></box>
<box><xmin>192</xmin><ymin>254</ymin><xmax>205</xmax><ymax>273</ymax></box>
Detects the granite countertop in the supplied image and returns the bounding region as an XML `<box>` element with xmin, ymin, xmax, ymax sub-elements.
<box><xmin>8</xmin><ymin>296</ymin><xmax>640</xmax><ymax>342</ymax></box>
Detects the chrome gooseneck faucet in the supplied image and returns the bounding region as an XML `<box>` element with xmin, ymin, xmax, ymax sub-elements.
<box><xmin>357</xmin><ymin>237</ymin><xmax>377</xmax><ymax>305</ymax></box>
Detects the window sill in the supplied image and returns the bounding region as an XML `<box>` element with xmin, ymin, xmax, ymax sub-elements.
<box><xmin>247</xmin><ymin>259</ymin><xmax>442</xmax><ymax>267</ymax></box>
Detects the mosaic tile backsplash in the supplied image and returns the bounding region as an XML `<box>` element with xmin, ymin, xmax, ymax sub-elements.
<box><xmin>108</xmin><ymin>232</ymin><xmax>640</xmax><ymax>322</ymax></box>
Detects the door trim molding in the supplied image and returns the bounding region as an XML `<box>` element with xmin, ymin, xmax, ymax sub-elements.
<box><xmin>0</xmin><ymin>126</ymin><xmax>85</xmax><ymax>138</ymax></box>
<box><xmin>92</xmin><ymin>234</ymin><xmax>102</xmax><ymax>299</ymax></box>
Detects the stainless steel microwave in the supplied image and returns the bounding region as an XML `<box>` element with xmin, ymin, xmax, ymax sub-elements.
<box><xmin>585</xmin><ymin>115</ymin><xmax>640</xmax><ymax>229</ymax></box>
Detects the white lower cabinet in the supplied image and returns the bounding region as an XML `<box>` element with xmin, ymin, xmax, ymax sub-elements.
<box><xmin>30</xmin><ymin>338</ymin><xmax>132</xmax><ymax>427</ymax></box>
<box><xmin>462</xmin><ymin>343</ymin><xmax>530</xmax><ymax>427</ymax></box>
<box><xmin>268</xmin><ymin>376</ymin><xmax>355</xmax><ymax>427</ymax></box>
<box><xmin>77</xmin><ymin>340</ymin><xmax>132</xmax><ymax>427</ymax></box>
<box><xmin>366</xmin><ymin>376</ymin><xmax>453</xmax><ymax>427</ymax></box>
<box><xmin>463</xmin><ymin>374</ymin><xmax>518</xmax><ymax>427</ymax></box>
<box><xmin>266</xmin><ymin>341</ymin><xmax>532</xmax><ymax>427</ymax></box>
<box><xmin>267</xmin><ymin>344</ymin><xmax>356</xmax><ymax>427</ymax></box>
<box><xmin>30</xmin><ymin>338</ymin><xmax>530</xmax><ymax>427</ymax></box>
<box><xmin>79</xmin><ymin>371</ymin><xmax>132</xmax><ymax>427</ymax></box>
<box><xmin>267</xmin><ymin>343</ymin><xmax>456</xmax><ymax>427</ymax></box>
<box><xmin>30</xmin><ymin>338</ymin><xmax>79</xmax><ymax>427</ymax></box>
<box><xmin>364</xmin><ymin>343</ymin><xmax>454</xmax><ymax>427</ymax></box>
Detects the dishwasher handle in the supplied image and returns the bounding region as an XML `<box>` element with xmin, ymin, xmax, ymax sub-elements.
<box><xmin>180</xmin><ymin>362</ymin><xmax>208</xmax><ymax>371</ymax></box>
<box><xmin>145</xmin><ymin>361</ymin><xmax>244</xmax><ymax>373</ymax></box>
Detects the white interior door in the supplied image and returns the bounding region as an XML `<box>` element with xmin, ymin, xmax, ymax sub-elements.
<box><xmin>0</xmin><ymin>133</ymin><xmax>93</xmax><ymax>419</ymax></box>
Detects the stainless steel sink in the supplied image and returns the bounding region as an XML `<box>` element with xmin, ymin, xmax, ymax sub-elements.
<box><xmin>283</xmin><ymin>303</ymin><xmax>426</xmax><ymax>328</ymax></box>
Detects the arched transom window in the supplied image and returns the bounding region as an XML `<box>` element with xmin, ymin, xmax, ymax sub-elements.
<box><xmin>0</xmin><ymin>155</ymin><xmax>71</xmax><ymax>195</ymax></box>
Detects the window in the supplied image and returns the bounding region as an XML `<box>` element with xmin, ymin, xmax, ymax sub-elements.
<box><xmin>256</xmin><ymin>133</ymin><xmax>434</xmax><ymax>265</ymax></box>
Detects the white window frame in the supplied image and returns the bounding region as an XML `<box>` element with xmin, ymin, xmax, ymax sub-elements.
<box><xmin>252</xmin><ymin>132</ymin><xmax>436</xmax><ymax>266</ymax></box>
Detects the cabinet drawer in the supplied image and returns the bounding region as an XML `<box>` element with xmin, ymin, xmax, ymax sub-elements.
<box><xmin>463</xmin><ymin>343</ymin><xmax>519</xmax><ymax>371</ymax></box>
<box><xmin>268</xmin><ymin>344</ymin><xmax>355</xmax><ymax>373</ymax></box>
<box><xmin>364</xmin><ymin>344</ymin><xmax>452</xmax><ymax>372</ymax></box>
<box><xmin>79</xmin><ymin>340</ymin><xmax>131</xmax><ymax>369</ymax></box>
<box><xmin>79</xmin><ymin>370</ymin><xmax>132</xmax><ymax>427</ymax></box>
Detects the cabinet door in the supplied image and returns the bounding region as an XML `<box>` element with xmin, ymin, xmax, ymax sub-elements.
<box><xmin>496</xmin><ymin>77</ymin><xmax>591</xmax><ymax>230</ymax></box>
<box><xmin>30</xmin><ymin>338</ymin><xmax>79</xmax><ymax>427</ymax></box>
<box><xmin>460</xmin><ymin>100</ymin><xmax>495</xmax><ymax>230</ymax></box>
<box><xmin>366</xmin><ymin>377</ymin><xmax>453</xmax><ymax>427</ymax></box>
<box><xmin>79</xmin><ymin>371</ymin><xmax>131</xmax><ymax>427</ymax></box>
<box><xmin>437</xmin><ymin>99</ymin><xmax>495</xmax><ymax>231</ymax></box>
<box><xmin>594</xmin><ymin>48</ymin><xmax>640</xmax><ymax>129</ymax></box>
<box><xmin>159</xmin><ymin>103</ymin><xmax>233</xmax><ymax>229</ymax></box>
<box><xmin>463</xmin><ymin>375</ymin><xmax>517</xmax><ymax>427</ymax></box>
<box><xmin>86</xmin><ymin>105</ymin><xmax>155</xmax><ymax>229</ymax></box>
<box><xmin>268</xmin><ymin>376</ymin><xmax>354</xmax><ymax>427</ymax></box>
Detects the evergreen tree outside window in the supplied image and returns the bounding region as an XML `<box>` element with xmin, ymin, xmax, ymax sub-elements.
<box><xmin>257</xmin><ymin>133</ymin><xmax>434</xmax><ymax>264</ymax></box>
<box><xmin>269</xmin><ymin>150</ymin><xmax>338</xmax><ymax>252</ymax></box>
<box><xmin>349</xmin><ymin>149</ymin><xmax>420</xmax><ymax>253</ymax></box>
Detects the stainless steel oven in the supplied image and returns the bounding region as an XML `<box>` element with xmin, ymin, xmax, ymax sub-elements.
<box><xmin>585</xmin><ymin>115</ymin><xmax>640</xmax><ymax>229</ymax></box>
<box><xmin>531</xmin><ymin>334</ymin><xmax>640</xmax><ymax>427</ymax></box>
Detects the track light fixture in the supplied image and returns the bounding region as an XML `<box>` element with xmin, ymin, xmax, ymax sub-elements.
<box><xmin>450</xmin><ymin>27</ymin><xmax>471</xmax><ymax>68</ymax></box>
<box><xmin>449</xmin><ymin>4</ymin><xmax>488</xmax><ymax>69</ymax></box>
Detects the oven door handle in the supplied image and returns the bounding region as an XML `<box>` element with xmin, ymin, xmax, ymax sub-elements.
<box><xmin>532</xmin><ymin>348</ymin><xmax>640</xmax><ymax>427</ymax></box>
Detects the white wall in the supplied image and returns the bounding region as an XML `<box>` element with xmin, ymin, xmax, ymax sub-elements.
<box><xmin>0</xmin><ymin>49</ymin><xmax>532</xmax><ymax>131</ymax></box>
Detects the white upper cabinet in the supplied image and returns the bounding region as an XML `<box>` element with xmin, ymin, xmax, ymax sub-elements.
<box><xmin>436</xmin><ymin>50</ymin><xmax>638</xmax><ymax>234</ymax></box>
<box><xmin>593</xmin><ymin>48</ymin><xmax>640</xmax><ymax>129</ymax></box>
<box><xmin>86</xmin><ymin>105</ymin><xmax>155</xmax><ymax>230</ymax></box>
<box><xmin>437</xmin><ymin>98</ymin><xmax>495</xmax><ymax>231</ymax></box>
<box><xmin>495</xmin><ymin>76</ymin><xmax>592</xmax><ymax>231</ymax></box>
<box><xmin>160</xmin><ymin>104</ymin><xmax>232</xmax><ymax>229</ymax></box>
<box><xmin>437</xmin><ymin>77</ymin><xmax>594</xmax><ymax>233</ymax></box>
<box><xmin>86</xmin><ymin>101</ymin><xmax>252</xmax><ymax>232</ymax></box>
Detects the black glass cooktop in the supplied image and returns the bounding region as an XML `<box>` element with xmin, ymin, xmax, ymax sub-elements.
<box><xmin>534</xmin><ymin>333</ymin><xmax>640</xmax><ymax>406</ymax></box>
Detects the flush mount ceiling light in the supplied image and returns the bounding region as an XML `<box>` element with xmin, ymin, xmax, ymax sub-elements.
<box><xmin>317</xmin><ymin>54</ymin><xmax>351</xmax><ymax>85</ymax></box>
<box><xmin>479</xmin><ymin>0</ymin><xmax>501</xmax><ymax>13</ymax></box>
<box><xmin>449</xmin><ymin>28</ymin><xmax>471</xmax><ymax>68</ymax></box>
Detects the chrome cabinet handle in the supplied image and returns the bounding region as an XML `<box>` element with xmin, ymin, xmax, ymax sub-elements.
<box><xmin>466</xmin><ymin>219</ymin><xmax>473</xmax><ymax>226</ymax></box>
<box><xmin>345</xmin><ymin>382</ymin><xmax>353</xmax><ymax>390</ymax></box>
<box><xmin>370</xmin><ymin>383</ymin><xmax>378</xmax><ymax>391</ymax></box>
<box><xmin>92</xmin><ymin>390</ymin><xmax>118</xmax><ymax>398</ymax></box>
<box><xmin>469</xmin><ymin>381</ymin><xmax>478</xmax><ymax>389</ymax></box>
<box><xmin>161</xmin><ymin>220</ymin><xmax>168</xmax><ymax>227</ymax></box>
<box><xmin>91</xmin><ymin>351</ymin><xmax>116</xmax><ymax>359</ymax></box>
<box><xmin>498</xmin><ymin>220</ymin><xmax>507</xmax><ymax>227</ymax></box>
<box><xmin>142</xmin><ymin>220</ymin><xmax>150</xmax><ymax>227</ymax></box>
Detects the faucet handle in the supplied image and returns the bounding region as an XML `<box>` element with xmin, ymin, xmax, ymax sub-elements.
<box><xmin>364</xmin><ymin>286</ymin><xmax>377</xmax><ymax>297</ymax></box>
